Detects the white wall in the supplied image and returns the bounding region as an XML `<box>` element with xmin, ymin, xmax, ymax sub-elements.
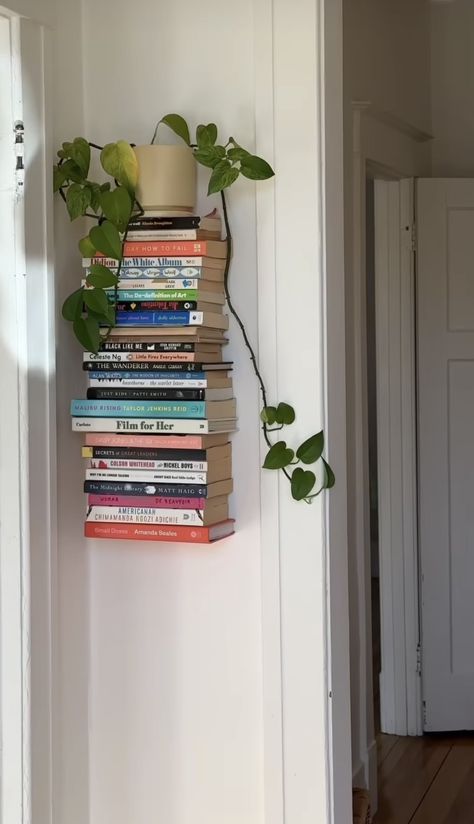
<box><xmin>431</xmin><ymin>0</ymin><xmax>474</xmax><ymax>176</ymax></box>
<box><xmin>3</xmin><ymin>2</ymin><xmax>347</xmax><ymax>822</ymax></box>
<box><xmin>71</xmin><ymin>2</ymin><xmax>264</xmax><ymax>822</ymax></box>
<box><xmin>344</xmin><ymin>0</ymin><xmax>431</xmax><ymax>137</ymax></box>
<box><xmin>343</xmin><ymin>0</ymin><xmax>432</xmax><ymax>795</ymax></box>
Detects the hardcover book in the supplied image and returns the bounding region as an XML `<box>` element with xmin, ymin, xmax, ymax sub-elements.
<box><xmin>83</xmin><ymin>478</ymin><xmax>233</xmax><ymax>498</ymax></box>
<box><xmin>84</xmin><ymin>519</ymin><xmax>235</xmax><ymax>543</ymax></box>
<box><xmin>72</xmin><ymin>417</ymin><xmax>237</xmax><ymax>434</ymax></box>
<box><xmin>81</xmin><ymin>443</ymin><xmax>231</xmax><ymax>462</ymax></box>
<box><xmin>85</xmin><ymin>504</ymin><xmax>229</xmax><ymax>527</ymax></box>
<box><xmin>83</xmin><ymin>432</ymin><xmax>230</xmax><ymax>448</ymax></box>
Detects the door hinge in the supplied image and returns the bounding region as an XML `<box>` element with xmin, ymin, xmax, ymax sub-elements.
<box><xmin>14</xmin><ymin>120</ymin><xmax>25</xmax><ymax>200</ymax></box>
<box><xmin>416</xmin><ymin>642</ymin><xmax>422</xmax><ymax>676</ymax></box>
<box><xmin>402</xmin><ymin>221</ymin><xmax>417</xmax><ymax>252</ymax></box>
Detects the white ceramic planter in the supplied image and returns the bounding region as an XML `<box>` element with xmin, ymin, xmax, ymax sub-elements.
<box><xmin>133</xmin><ymin>144</ymin><xmax>197</xmax><ymax>212</ymax></box>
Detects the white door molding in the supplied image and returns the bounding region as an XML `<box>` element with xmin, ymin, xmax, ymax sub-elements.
<box><xmin>0</xmin><ymin>10</ymin><xmax>56</xmax><ymax>824</ymax></box>
<box><xmin>255</xmin><ymin>1</ymin><xmax>351</xmax><ymax>822</ymax></box>
<box><xmin>374</xmin><ymin>179</ymin><xmax>422</xmax><ymax>737</ymax></box>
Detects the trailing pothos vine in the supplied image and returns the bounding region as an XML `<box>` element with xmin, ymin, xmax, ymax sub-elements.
<box><xmin>53</xmin><ymin>114</ymin><xmax>334</xmax><ymax>502</ymax></box>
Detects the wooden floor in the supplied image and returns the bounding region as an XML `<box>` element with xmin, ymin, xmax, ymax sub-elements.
<box><xmin>374</xmin><ymin>733</ymin><xmax>474</xmax><ymax>823</ymax></box>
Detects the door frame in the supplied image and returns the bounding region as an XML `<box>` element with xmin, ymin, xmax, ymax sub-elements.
<box><xmin>374</xmin><ymin>179</ymin><xmax>422</xmax><ymax>736</ymax></box>
<box><xmin>348</xmin><ymin>104</ymin><xmax>430</xmax><ymax>800</ymax></box>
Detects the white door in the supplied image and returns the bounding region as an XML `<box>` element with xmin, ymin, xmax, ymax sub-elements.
<box><xmin>418</xmin><ymin>179</ymin><xmax>474</xmax><ymax>731</ymax></box>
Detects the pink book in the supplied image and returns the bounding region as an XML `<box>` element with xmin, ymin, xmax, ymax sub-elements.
<box><xmin>83</xmin><ymin>432</ymin><xmax>227</xmax><ymax>449</ymax></box>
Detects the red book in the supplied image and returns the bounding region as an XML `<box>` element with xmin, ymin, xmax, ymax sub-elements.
<box><xmin>84</xmin><ymin>519</ymin><xmax>235</xmax><ymax>543</ymax></box>
<box><xmin>97</xmin><ymin>240</ymin><xmax>227</xmax><ymax>259</ymax></box>
<box><xmin>83</xmin><ymin>432</ymin><xmax>228</xmax><ymax>449</ymax></box>
<box><xmin>87</xmin><ymin>494</ymin><xmax>207</xmax><ymax>508</ymax></box>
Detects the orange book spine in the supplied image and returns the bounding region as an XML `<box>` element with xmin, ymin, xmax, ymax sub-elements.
<box><xmin>97</xmin><ymin>240</ymin><xmax>217</xmax><ymax>257</ymax></box>
<box><xmin>84</xmin><ymin>433</ymin><xmax>210</xmax><ymax>449</ymax></box>
<box><xmin>84</xmin><ymin>520</ymin><xmax>234</xmax><ymax>543</ymax></box>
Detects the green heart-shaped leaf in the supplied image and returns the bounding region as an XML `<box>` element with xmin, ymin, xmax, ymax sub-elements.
<box><xmin>99</xmin><ymin>187</ymin><xmax>132</xmax><ymax>230</ymax></box>
<box><xmin>89</xmin><ymin>221</ymin><xmax>123</xmax><ymax>261</ymax></box>
<box><xmin>79</xmin><ymin>235</ymin><xmax>97</xmax><ymax>257</ymax></box>
<box><xmin>194</xmin><ymin>145</ymin><xmax>226</xmax><ymax>169</ymax></box>
<box><xmin>196</xmin><ymin>123</ymin><xmax>218</xmax><ymax>148</ymax></box>
<box><xmin>263</xmin><ymin>440</ymin><xmax>295</xmax><ymax>470</ymax></box>
<box><xmin>275</xmin><ymin>402</ymin><xmax>295</xmax><ymax>425</ymax></box>
<box><xmin>296</xmin><ymin>431</ymin><xmax>324</xmax><ymax>464</ymax></box>
<box><xmin>159</xmin><ymin>114</ymin><xmax>191</xmax><ymax>146</ymax></box>
<box><xmin>62</xmin><ymin>288</ymin><xmax>84</xmax><ymax>321</ymax></box>
<box><xmin>66</xmin><ymin>183</ymin><xmax>91</xmax><ymax>220</ymax></box>
<box><xmin>228</xmin><ymin>147</ymin><xmax>251</xmax><ymax>162</ymax></box>
<box><xmin>207</xmin><ymin>162</ymin><xmax>239</xmax><ymax>195</ymax></box>
<box><xmin>260</xmin><ymin>405</ymin><xmax>277</xmax><ymax>425</ymax></box>
<box><xmin>322</xmin><ymin>459</ymin><xmax>335</xmax><ymax>489</ymax></box>
<box><xmin>240</xmin><ymin>154</ymin><xmax>275</xmax><ymax>181</ymax></box>
<box><xmin>86</xmin><ymin>264</ymin><xmax>119</xmax><ymax>289</ymax></box>
<box><xmin>73</xmin><ymin>317</ymin><xmax>101</xmax><ymax>353</ymax></box>
<box><xmin>291</xmin><ymin>467</ymin><xmax>316</xmax><ymax>501</ymax></box>
<box><xmin>100</xmin><ymin>141</ymin><xmax>138</xmax><ymax>194</ymax></box>
<box><xmin>83</xmin><ymin>288</ymin><xmax>110</xmax><ymax>315</ymax></box>
<box><xmin>59</xmin><ymin>158</ymin><xmax>84</xmax><ymax>184</ymax></box>
<box><xmin>53</xmin><ymin>164</ymin><xmax>68</xmax><ymax>192</ymax></box>
<box><xmin>67</xmin><ymin>137</ymin><xmax>90</xmax><ymax>177</ymax></box>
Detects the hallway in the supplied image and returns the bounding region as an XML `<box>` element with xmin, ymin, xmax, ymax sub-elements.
<box><xmin>375</xmin><ymin>734</ymin><xmax>474</xmax><ymax>823</ymax></box>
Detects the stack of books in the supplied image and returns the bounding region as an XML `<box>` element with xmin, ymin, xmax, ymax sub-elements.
<box><xmin>70</xmin><ymin>209</ymin><xmax>236</xmax><ymax>544</ymax></box>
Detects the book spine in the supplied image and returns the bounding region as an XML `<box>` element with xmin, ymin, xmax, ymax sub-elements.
<box><xmin>72</xmin><ymin>418</ymin><xmax>214</xmax><ymax>433</ymax></box>
<box><xmin>85</xmin><ymin>268</ymin><xmax>207</xmax><ymax>280</ymax></box>
<box><xmin>86</xmin><ymin>388</ymin><xmax>205</xmax><ymax>401</ymax></box>
<box><xmin>87</xmin><ymin>494</ymin><xmax>207</xmax><ymax>508</ymax></box>
<box><xmin>85</xmin><ymin>469</ymin><xmax>208</xmax><ymax>483</ymax></box>
<box><xmin>98</xmin><ymin>341</ymin><xmax>199</xmax><ymax>352</ymax></box>
<box><xmin>71</xmin><ymin>400</ymin><xmax>208</xmax><ymax>418</ymax></box>
<box><xmin>82</xmin><ymin>446</ymin><xmax>207</xmax><ymax>461</ymax></box>
<box><xmin>84</xmin><ymin>361</ymin><xmax>213</xmax><ymax>372</ymax></box>
<box><xmin>114</xmin><ymin>310</ymin><xmax>204</xmax><ymax>326</ymax></box>
<box><xmin>113</xmin><ymin>301</ymin><xmax>198</xmax><ymax>312</ymax></box>
<box><xmin>84</xmin><ymin>433</ymin><xmax>210</xmax><ymax>448</ymax></box>
<box><xmin>82</xmin><ymin>256</ymin><xmax>207</xmax><ymax>268</ymax></box>
<box><xmin>116</xmin><ymin>241</ymin><xmax>218</xmax><ymax>256</ymax></box>
<box><xmin>101</xmin><ymin>289</ymin><xmax>201</xmax><ymax>301</ymax></box>
<box><xmin>85</xmin><ymin>352</ymin><xmax>205</xmax><ymax>363</ymax></box>
<box><xmin>127</xmin><ymin>216</ymin><xmax>200</xmax><ymax>229</ymax></box>
<box><xmin>87</xmin><ymin>457</ymin><xmax>208</xmax><ymax>471</ymax></box>
<box><xmin>84</xmin><ymin>521</ymin><xmax>230</xmax><ymax>543</ymax></box>
<box><xmin>88</xmin><ymin>377</ymin><xmax>209</xmax><ymax>389</ymax></box>
<box><xmin>84</xmin><ymin>480</ymin><xmax>208</xmax><ymax>497</ymax></box>
<box><xmin>126</xmin><ymin>229</ymin><xmax>199</xmax><ymax>241</ymax></box>
<box><xmin>86</xmin><ymin>506</ymin><xmax>207</xmax><ymax>525</ymax></box>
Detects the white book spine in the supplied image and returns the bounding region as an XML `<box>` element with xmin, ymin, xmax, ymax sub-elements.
<box><xmin>83</xmin><ymin>352</ymin><xmax>202</xmax><ymax>363</ymax></box>
<box><xmin>88</xmin><ymin>378</ymin><xmax>208</xmax><ymax>388</ymax></box>
<box><xmin>82</xmin><ymin>278</ymin><xmax>202</xmax><ymax>289</ymax></box>
<box><xmin>86</xmin><ymin>506</ymin><xmax>206</xmax><ymax>525</ymax></box>
<box><xmin>72</xmin><ymin>417</ymin><xmax>213</xmax><ymax>434</ymax></box>
<box><xmin>82</xmin><ymin>256</ymin><xmax>206</xmax><ymax>268</ymax></box>
<box><xmin>85</xmin><ymin>469</ymin><xmax>208</xmax><ymax>483</ymax></box>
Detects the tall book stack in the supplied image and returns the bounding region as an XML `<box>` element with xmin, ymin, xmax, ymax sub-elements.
<box><xmin>70</xmin><ymin>209</ymin><xmax>236</xmax><ymax>544</ymax></box>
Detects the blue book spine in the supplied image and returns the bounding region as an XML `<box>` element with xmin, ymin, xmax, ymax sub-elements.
<box><xmin>114</xmin><ymin>311</ymin><xmax>201</xmax><ymax>327</ymax></box>
<box><xmin>88</xmin><ymin>371</ymin><xmax>206</xmax><ymax>380</ymax></box>
<box><xmin>71</xmin><ymin>399</ymin><xmax>207</xmax><ymax>419</ymax></box>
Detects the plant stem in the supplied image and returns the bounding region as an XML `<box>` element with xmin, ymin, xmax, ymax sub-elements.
<box><xmin>220</xmin><ymin>190</ymin><xmax>292</xmax><ymax>481</ymax></box>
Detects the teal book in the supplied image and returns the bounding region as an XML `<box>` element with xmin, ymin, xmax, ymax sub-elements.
<box><xmin>70</xmin><ymin>398</ymin><xmax>235</xmax><ymax>420</ymax></box>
